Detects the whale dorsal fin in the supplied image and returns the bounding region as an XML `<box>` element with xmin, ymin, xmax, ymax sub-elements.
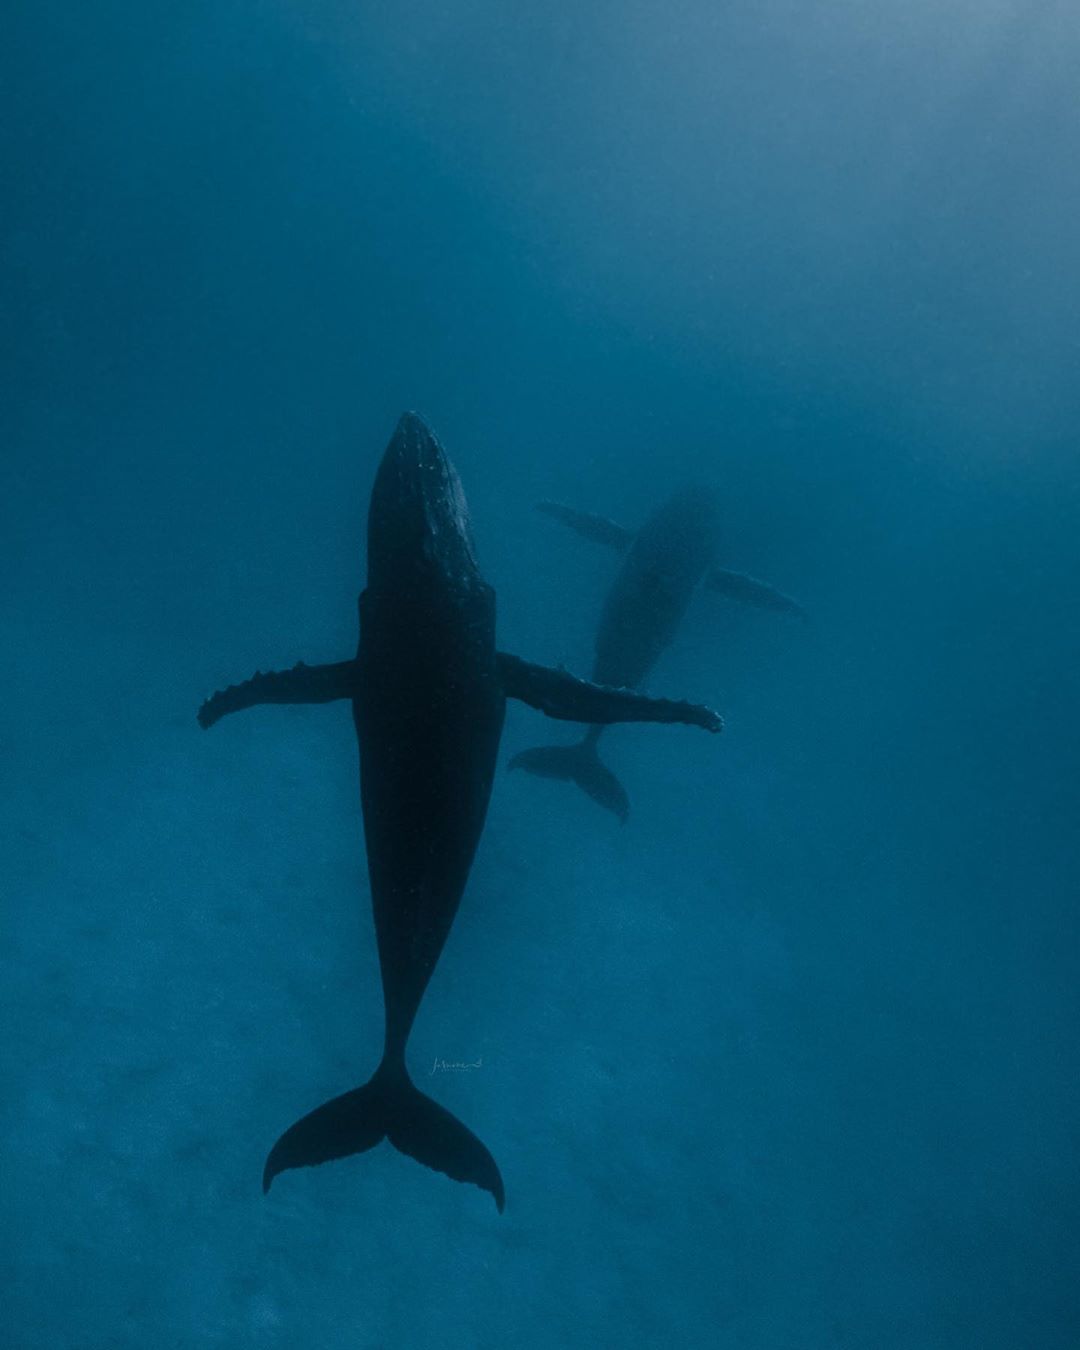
<box><xmin>536</xmin><ymin>501</ymin><xmax>633</xmax><ymax>552</ymax></box>
<box><xmin>705</xmin><ymin>568</ymin><xmax>805</xmax><ymax>617</ymax></box>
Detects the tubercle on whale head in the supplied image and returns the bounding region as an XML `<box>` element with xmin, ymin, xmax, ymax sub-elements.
<box><xmin>366</xmin><ymin>412</ymin><xmax>486</xmax><ymax>597</ymax></box>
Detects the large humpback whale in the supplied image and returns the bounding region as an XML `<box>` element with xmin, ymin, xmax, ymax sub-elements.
<box><xmin>510</xmin><ymin>488</ymin><xmax>802</xmax><ymax>822</ymax></box>
<box><xmin>198</xmin><ymin>414</ymin><xmax>722</xmax><ymax>1211</ymax></box>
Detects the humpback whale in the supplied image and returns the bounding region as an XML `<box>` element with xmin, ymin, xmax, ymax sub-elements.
<box><xmin>509</xmin><ymin>488</ymin><xmax>802</xmax><ymax>822</ymax></box>
<box><xmin>198</xmin><ymin>414</ymin><xmax>722</xmax><ymax>1211</ymax></box>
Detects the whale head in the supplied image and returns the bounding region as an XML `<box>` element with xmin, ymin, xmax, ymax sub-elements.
<box><xmin>366</xmin><ymin>412</ymin><xmax>484</xmax><ymax>597</ymax></box>
<box><xmin>668</xmin><ymin>483</ymin><xmax>721</xmax><ymax>537</ymax></box>
<box><xmin>654</xmin><ymin>483</ymin><xmax>722</xmax><ymax>572</ymax></box>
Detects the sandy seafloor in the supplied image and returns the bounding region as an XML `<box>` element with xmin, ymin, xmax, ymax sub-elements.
<box><xmin>3</xmin><ymin>2</ymin><xmax>1079</xmax><ymax>1346</ymax></box>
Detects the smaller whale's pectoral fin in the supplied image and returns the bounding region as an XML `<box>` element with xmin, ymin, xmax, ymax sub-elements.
<box><xmin>198</xmin><ymin>659</ymin><xmax>359</xmax><ymax>730</ymax></box>
<box><xmin>536</xmin><ymin>501</ymin><xmax>634</xmax><ymax>552</ymax></box>
<box><xmin>498</xmin><ymin>653</ymin><xmax>722</xmax><ymax>733</ymax></box>
<box><xmin>705</xmin><ymin>568</ymin><xmax>806</xmax><ymax>617</ymax></box>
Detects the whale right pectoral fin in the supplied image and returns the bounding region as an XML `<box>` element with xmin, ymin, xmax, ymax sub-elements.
<box><xmin>705</xmin><ymin>568</ymin><xmax>805</xmax><ymax>617</ymax></box>
<box><xmin>536</xmin><ymin>501</ymin><xmax>634</xmax><ymax>552</ymax></box>
<box><xmin>198</xmin><ymin>659</ymin><xmax>359</xmax><ymax>729</ymax></box>
<box><xmin>498</xmin><ymin>653</ymin><xmax>722</xmax><ymax>733</ymax></box>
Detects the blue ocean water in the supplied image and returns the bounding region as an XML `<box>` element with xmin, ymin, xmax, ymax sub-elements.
<box><xmin>3</xmin><ymin>2</ymin><xmax>1078</xmax><ymax>1346</ymax></box>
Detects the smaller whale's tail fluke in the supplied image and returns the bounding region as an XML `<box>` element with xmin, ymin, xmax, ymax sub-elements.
<box><xmin>263</xmin><ymin>1060</ymin><xmax>504</xmax><ymax>1212</ymax></box>
<box><xmin>508</xmin><ymin>732</ymin><xmax>630</xmax><ymax>823</ymax></box>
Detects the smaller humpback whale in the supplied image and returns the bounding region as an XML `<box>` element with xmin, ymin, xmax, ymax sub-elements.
<box><xmin>510</xmin><ymin>488</ymin><xmax>802</xmax><ymax>822</ymax></box>
<box><xmin>199</xmin><ymin>415</ymin><xmax>722</xmax><ymax>1211</ymax></box>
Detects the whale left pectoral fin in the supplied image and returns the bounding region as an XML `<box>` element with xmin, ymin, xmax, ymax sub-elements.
<box><xmin>497</xmin><ymin>652</ymin><xmax>722</xmax><ymax>733</ymax></box>
<box><xmin>198</xmin><ymin>659</ymin><xmax>359</xmax><ymax>729</ymax></box>
<box><xmin>705</xmin><ymin>568</ymin><xmax>806</xmax><ymax>617</ymax></box>
<box><xmin>536</xmin><ymin>501</ymin><xmax>634</xmax><ymax>551</ymax></box>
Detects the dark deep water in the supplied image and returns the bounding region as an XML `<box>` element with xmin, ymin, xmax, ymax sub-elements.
<box><xmin>4</xmin><ymin>2</ymin><xmax>1079</xmax><ymax>1346</ymax></box>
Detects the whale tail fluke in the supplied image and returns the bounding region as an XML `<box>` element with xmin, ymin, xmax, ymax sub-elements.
<box><xmin>508</xmin><ymin>738</ymin><xmax>630</xmax><ymax>823</ymax></box>
<box><xmin>262</xmin><ymin>1061</ymin><xmax>504</xmax><ymax>1212</ymax></box>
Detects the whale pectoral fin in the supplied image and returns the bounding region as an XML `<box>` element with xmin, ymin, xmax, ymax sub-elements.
<box><xmin>536</xmin><ymin>501</ymin><xmax>634</xmax><ymax>552</ymax></box>
<box><xmin>198</xmin><ymin>659</ymin><xmax>359</xmax><ymax>729</ymax></box>
<box><xmin>497</xmin><ymin>653</ymin><xmax>722</xmax><ymax>733</ymax></box>
<box><xmin>705</xmin><ymin>568</ymin><xmax>806</xmax><ymax>617</ymax></box>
